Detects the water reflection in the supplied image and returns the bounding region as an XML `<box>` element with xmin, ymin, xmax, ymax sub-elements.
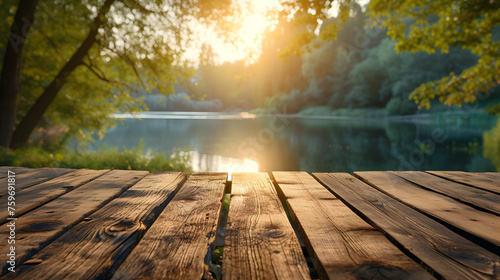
<box><xmin>71</xmin><ymin>112</ymin><xmax>499</xmax><ymax>172</ymax></box>
<box><xmin>189</xmin><ymin>152</ymin><xmax>259</xmax><ymax>172</ymax></box>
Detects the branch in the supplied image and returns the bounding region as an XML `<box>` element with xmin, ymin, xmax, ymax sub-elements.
<box><xmin>82</xmin><ymin>60</ymin><xmax>132</xmax><ymax>90</ymax></box>
<box><xmin>122</xmin><ymin>0</ymin><xmax>168</xmax><ymax>15</ymax></box>
<box><xmin>97</xmin><ymin>40</ymin><xmax>148</xmax><ymax>89</ymax></box>
<box><xmin>85</xmin><ymin>53</ymin><xmax>107</xmax><ymax>79</ymax></box>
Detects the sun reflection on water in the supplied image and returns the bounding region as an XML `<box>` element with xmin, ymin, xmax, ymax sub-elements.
<box><xmin>189</xmin><ymin>151</ymin><xmax>259</xmax><ymax>172</ymax></box>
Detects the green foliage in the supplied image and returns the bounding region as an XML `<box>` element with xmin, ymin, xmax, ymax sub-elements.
<box><xmin>264</xmin><ymin>93</ymin><xmax>303</xmax><ymax>114</ymax></box>
<box><xmin>297</xmin><ymin>106</ymin><xmax>389</xmax><ymax>117</ymax></box>
<box><xmin>191</xmin><ymin>18</ymin><xmax>308</xmax><ymax>111</ymax></box>
<box><xmin>486</xmin><ymin>103</ymin><xmax>500</xmax><ymax>116</ymax></box>
<box><xmin>250</xmin><ymin>6</ymin><xmax>487</xmax><ymax>116</ymax></box>
<box><xmin>279</xmin><ymin>1</ymin><xmax>361</xmax><ymax>58</ymax></box>
<box><xmin>483</xmin><ymin>118</ymin><xmax>500</xmax><ymax>171</ymax></box>
<box><xmin>0</xmin><ymin>143</ymin><xmax>191</xmax><ymax>172</ymax></box>
<box><xmin>368</xmin><ymin>0</ymin><xmax>500</xmax><ymax>109</ymax></box>
<box><xmin>298</xmin><ymin>106</ymin><xmax>334</xmax><ymax>116</ymax></box>
<box><xmin>386</xmin><ymin>97</ymin><xmax>417</xmax><ymax>116</ymax></box>
<box><xmin>0</xmin><ymin>0</ymin><xmax>236</xmax><ymax>146</ymax></box>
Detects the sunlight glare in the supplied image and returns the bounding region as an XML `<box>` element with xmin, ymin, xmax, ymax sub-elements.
<box><xmin>189</xmin><ymin>151</ymin><xmax>259</xmax><ymax>172</ymax></box>
<box><xmin>241</xmin><ymin>14</ymin><xmax>268</xmax><ymax>38</ymax></box>
<box><xmin>203</xmin><ymin>0</ymin><xmax>281</xmax><ymax>64</ymax></box>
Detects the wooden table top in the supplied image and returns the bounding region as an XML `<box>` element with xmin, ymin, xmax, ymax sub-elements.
<box><xmin>0</xmin><ymin>166</ymin><xmax>499</xmax><ymax>279</ymax></box>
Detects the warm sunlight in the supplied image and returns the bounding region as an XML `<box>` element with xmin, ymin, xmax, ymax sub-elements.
<box><xmin>4</xmin><ymin>0</ymin><xmax>499</xmax><ymax>275</ymax></box>
<box><xmin>190</xmin><ymin>152</ymin><xmax>259</xmax><ymax>172</ymax></box>
<box><xmin>240</xmin><ymin>14</ymin><xmax>268</xmax><ymax>41</ymax></box>
<box><xmin>197</xmin><ymin>0</ymin><xmax>281</xmax><ymax>64</ymax></box>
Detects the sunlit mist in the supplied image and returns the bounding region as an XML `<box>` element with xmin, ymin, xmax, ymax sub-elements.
<box><xmin>197</xmin><ymin>0</ymin><xmax>282</xmax><ymax>64</ymax></box>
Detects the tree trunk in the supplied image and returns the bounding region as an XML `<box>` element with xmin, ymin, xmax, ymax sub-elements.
<box><xmin>0</xmin><ymin>0</ymin><xmax>39</xmax><ymax>148</ymax></box>
<box><xmin>9</xmin><ymin>0</ymin><xmax>115</xmax><ymax>149</ymax></box>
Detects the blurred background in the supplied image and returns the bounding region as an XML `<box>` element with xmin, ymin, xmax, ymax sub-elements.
<box><xmin>1</xmin><ymin>0</ymin><xmax>499</xmax><ymax>172</ymax></box>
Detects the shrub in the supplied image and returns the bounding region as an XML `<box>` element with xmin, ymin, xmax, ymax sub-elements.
<box><xmin>386</xmin><ymin>97</ymin><xmax>417</xmax><ymax>115</ymax></box>
<box><xmin>0</xmin><ymin>143</ymin><xmax>191</xmax><ymax>172</ymax></box>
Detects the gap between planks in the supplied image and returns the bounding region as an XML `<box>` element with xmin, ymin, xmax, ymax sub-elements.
<box><xmin>273</xmin><ymin>171</ymin><xmax>433</xmax><ymax>280</ymax></box>
<box><xmin>0</xmin><ymin>169</ymin><xmax>110</xmax><ymax>224</ymax></box>
<box><xmin>7</xmin><ymin>171</ymin><xmax>188</xmax><ymax>280</ymax></box>
<box><xmin>314</xmin><ymin>173</ymin><xmax>500</xmax><ymax>280</ymax></box>
<box><xmin>355</xmin><ymin>171</ymin><xmax>500</xmax><ymax>255</ymax></box>
<box><xmin>222</xmin><ymin>172</ymin><xmax>310</xmax><ymax>280</ymax></box>
<box><xmin>112</xmin><ymin>172</ymin><xmax>226</xmax><ymax>280</ymax></box>
<box><xmin>0</xmin><ymin>170</ymin><xmax>148</xmax><ymax>275</ymax></box>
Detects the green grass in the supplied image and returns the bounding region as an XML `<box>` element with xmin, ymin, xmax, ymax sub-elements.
<box><xmin>0</xmin><ymin>143</ymin><xmax>191</xmax><ymax>172</ymax></box>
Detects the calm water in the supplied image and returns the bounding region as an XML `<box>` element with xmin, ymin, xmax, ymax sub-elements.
<box><xmin>70</xmin><ymin>112</ymin><xmax>499</xmax><ymax>172</ymax></box>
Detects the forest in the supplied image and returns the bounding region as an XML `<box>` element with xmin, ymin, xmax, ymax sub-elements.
<box><xmin>142</xmin><ymin>3</ymin><xmax>500</xmax><ymax>117</ymax></box>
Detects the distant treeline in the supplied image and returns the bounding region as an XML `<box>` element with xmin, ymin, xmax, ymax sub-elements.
<box><xmin>142</xmin><ymin>92</ymin><xmax>223</xmax><ymax>112</ymax></box>
<box><xmin>141</xmin><ymin>3</ymin><xmax>499</xmax><ymax>115</ymax></box>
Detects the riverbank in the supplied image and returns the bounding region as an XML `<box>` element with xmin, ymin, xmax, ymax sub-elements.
<box><xmin>0</xmin><ymin>143</ymin><xmax>191</xmax><ymax>172</ymax></box>
<box><xmin>250</xmin><ymin>106</ymin><xmax>498</xmax><ymax>128</ymax></box>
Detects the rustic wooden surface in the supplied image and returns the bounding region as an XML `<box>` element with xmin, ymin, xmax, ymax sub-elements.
<box><xmin>391</xmin><ymin>171</ymin><xmax>500</xmax><ymax>215</ymax></box>
<box><xmin>273</xmin><ymin>172</ymin><xmax>433</xmax><ymax>280</ymax></box>
<box><xmin>223</xmin><ymin>173</ymin><xmax>310</xmax><ymax>280</ymax></box>
<box><xmin>426</xmin><ymin>171</ymin><xmax>500</xmax><ymax>194</ymax></box>
<box><xmin>112</xmin><ymin>172</ymin><xmax>226</xmax><ymax>280</ymax></box>
<box><xmin>0</xmin><ymin>167</ymin><xmax>74</xmax><ymax>197</ymax></box>
<box><xmin>0</xmin><ymin>169</ymin><xmax>109</xmax><ymax>223</ymax></box>
<box><xmin>0</xmin><ymin>166</ymin><xmax>30</xmax><ymax>178</ymax></box>
<box><xmin>0</xmin><ymin>167</ymin><xmax>498</xmax><ymax>280</ymax></box>
<box><xmin>355</xmin><ymin>171</ymin><xmax>500</xmax><ymax>249</ymax></box>
<box><xmin>0</xmin><ymin>169</ymin><xmax>147</xmax><ymax>274</ymax></box>
<box><xmin>314</xmin><ymin>173</ymin><xmax>500</xmax><ymax>280</ymax></box>
<box><xmin>8</xmin><ymin>171</ymin><xmax>187</xmax><ymax>280</ymax></box>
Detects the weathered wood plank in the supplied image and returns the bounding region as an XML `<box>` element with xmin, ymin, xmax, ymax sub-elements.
<box><xmin>273</xmin><ymin>172</ymin><xmax>434</xmax><ymax>280</ymax></box>
<box><xmin>223</xmin><ymin>173</ymin><xmax>310</xmax><ymax>280</ymax></box>
<box><xmin>0</xmin><ymin>169</ymin><xmax>147</xmax><ymax>274</ymax></box>
<box><xmin>8</xmin><ymin>171</ymin><xmax>188</xmax><ymax>280</ymax></box>
<box><xmin>0</xmin><ymin>167</ymin><xmax>74</xmax><ymax>197</ymax></box>
<box><xmin>426</xmin><ymin>171</ymin><xmax>500</xmax><ymax>195</ymax></box>
<box><xmin>112</xmin><ymin>172</ymin><xmax>226</xmax><ymax>280</ymax></box>
<box><xmin>314</xmin><ymin>173</ymin><xmax>500</xmax><ymax>280</ymax></box>
<box><xmin>392</xmin><ymin>171</ymin><xmax>500</xmax><ymax>215</ymax></box>
<box><xmin>0</xmin><ymin>167</ymin><xmax>31</xmax><ymax>178</ymax></box>
<box><xmin>0</xmin><ymin>169</ymin><xmax>109</xmax><ymax>224</ymax></box>
<box><xmin>356</xmin><ymin>171</ymin><xmax>500</xmax><ymax>250</ymax></box>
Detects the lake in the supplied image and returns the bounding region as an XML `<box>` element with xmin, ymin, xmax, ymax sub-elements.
<box><xmin>69</xmin><ymin>111</ymin><xmax>500</xmax><ymax>173</ymax></box>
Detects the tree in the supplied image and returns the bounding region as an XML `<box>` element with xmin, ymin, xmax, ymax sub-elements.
<box><xmin>0</xmin><ymin>0</ymin><xmax>358</xmax><ymax>149</ymax></box>
<box><xmin>368</xmin><ymin>0</ymin><xmax>500</xmax><ymax>110</ymax></box>
<box><xmin>0</xmin><ymin>0</ymin><xmax>38</xmax><ymax>148</ymax></box>
<box><xmin>0</xmin><ymin>0</ymin><xmax>234</xmax><ymax>149</ymax></box>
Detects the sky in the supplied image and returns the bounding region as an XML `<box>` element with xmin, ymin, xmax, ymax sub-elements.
<box><xmin>183</xmin><ymin>0</ymin><xmax>281</xmax><ymax>65</ymax></box>
<box><xmin>182</xmin><ymin>0</ymin><xmax>371</xmax><ymax>66</ymax></box>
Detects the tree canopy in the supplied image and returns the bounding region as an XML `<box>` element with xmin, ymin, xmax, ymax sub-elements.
<box><xmin>0</xmin><ymin>0</ymin><xmax>236</xmax><ymax>148</ymax></box>
<box><xmin>191</xmin><ymin>4</ymin><xmax>489</xmax><ymax>117</ymax></box>
<box><xmin>368</xmin><ymin>0</ymin><xmax>500</xmax><ymax>111</ymax></box>
<box><xmin>0</xmin><ymin>0</ymin><xmax>352</xmax><ymax>149</ymax></box>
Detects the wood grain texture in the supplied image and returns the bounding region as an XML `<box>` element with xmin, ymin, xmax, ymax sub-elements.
<box><xmin>112</xmin><ymin>172</ymin><xmax>227</xmax><ymax>280</ymax></box>
<box><xmin>356</xmin><ymin>171</ymin><xmax>500</xmax><ymax>250</ymax></box>
<box><xmin>0</xmin><ymin>169</ymin><xmax>109</xmax><ymax>224</ymax></box>
<box><xmin>314</xmin><ymin>173</ymin><xmax>500</xmax><ymax>280</ymax></box>
<box><xmin>0</xmin><ymin>166</ymin><xmax>30</xmax><ymax>178</ymax></box>
<box><xmin>392</xmin><ymin>171</ymin><xmax>500</xmax><ymax>215</ymax></box>
<box><xmin>0</xmin><ymin>167</ymin><xmax>74</xmax><ymax>197</ymax></box>
<box><xmin>273</xmin><ymin>172</ymin><xmax>433</xmax><ymax>280</ymax></box>
<box><xmin>426</xmin><ymin>171</ymin><xmax>500</xmax><ymax>195</ymax></box>
<box><xmin>8</xmin><ymin>171</ymin><xmax>188</xmax><ymax>280</ymax></box>
<box><xmin>223</xmin><ymin>173</ymin><xmax>310</xmax><ymax>280</ymax></box>
<box><xmin>0</xmin><ymin>169</ymin><xmax>147</xmax><ymax>275</ymax></box>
